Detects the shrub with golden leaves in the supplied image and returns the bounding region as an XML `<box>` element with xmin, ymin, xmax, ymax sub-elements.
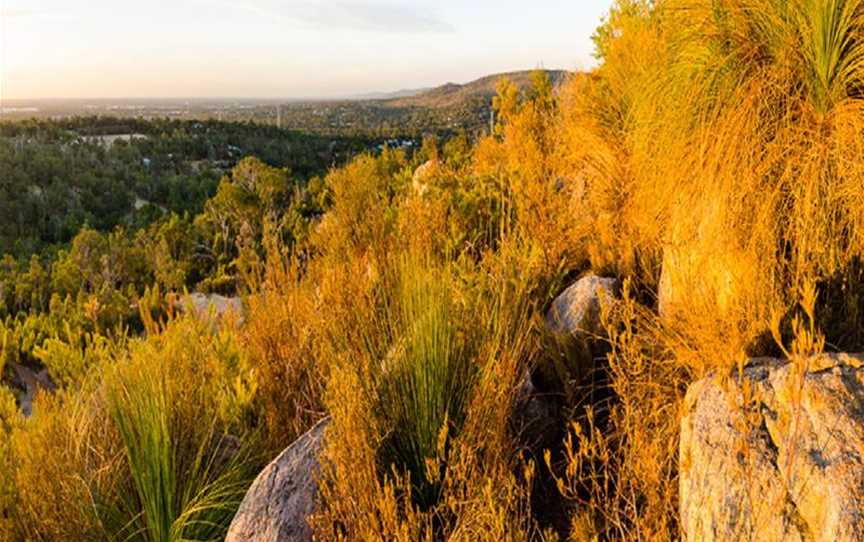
<box><xmin>312</xmin><ymin>242</ymin><xmax>548</xmax><ymax>540</ymax></box>
<box><xmin>243</xmin><ymin>245</ymin><xmax>327</xmax><ymax>454</ymax></box>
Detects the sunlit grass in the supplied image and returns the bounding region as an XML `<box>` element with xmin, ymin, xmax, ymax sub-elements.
<box><xmin>545</xmin><ymin>0</ymin><xmax>864</xmax><ymax>538</ymax></box>
<box><xmin>375</xmin><ymin>257</ymin><xmax>475</xmax><ymax>508</ymax></box>
<box><xmin>9</xmin><ymin>3</ymin><xmax>864</xmax><ymax>540</ymax></box>
<box><xmin>104</xmin><ymin>320</ymin><xmax>256</xmax><ymax>542</ymax></box>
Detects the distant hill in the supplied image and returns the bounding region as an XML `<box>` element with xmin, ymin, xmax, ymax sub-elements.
<box><xmin>348</xmin><ymin>70</ymin><xmax>569</xmax><ymax>105</ymax></box>
<box><xmin>383</xmin><ymin>70</ymin><xmax>570</xmax><ymax>109</ymax></box>
<box><xmin>350</xmin><ymin>87</ymin><xmax>430</xmax><ymax>101</ymax></box>
<box><xmin>257</xmin><ymin>69</ymin><xmax>574</xmax><ymax>137</ymax></box>
<box><xmin>0</xmin><ymin>70</ymin><xmax>575</xmax><ymax>137</ymax></box>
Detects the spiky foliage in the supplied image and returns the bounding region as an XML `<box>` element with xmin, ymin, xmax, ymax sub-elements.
<box><xmin>375</xmin><ymin>258</ymin><xmax>475</xmax><ymax>508</ymax></box>
<box><xmin>313</xmin><ymin>246</ymin><xmax>546</xmax><ymax>541</ymax></box>
<box><xmin>0</xmin><ymin>315</ymin><xmax>259</xmax><ymax>541</ymax></box>
<box><xmin>574</xmin><ymin>0</ymin><xmax>864</xmax><ymax>350</ymax></box>
<box><xmin>106</xmin><ymin>361</ymin><xmax>252</xmax><ymax>542</ymax></box>
<box><xmin>545</xmin><ymin>1</ymin><xmax>864</xmax><ymax>538</ymax></box>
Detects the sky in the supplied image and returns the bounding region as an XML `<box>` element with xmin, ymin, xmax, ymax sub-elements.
<box><xmin>0</xmin><ymin>0</ymin><xmax>615</xmax><ymax>100</ymax></box>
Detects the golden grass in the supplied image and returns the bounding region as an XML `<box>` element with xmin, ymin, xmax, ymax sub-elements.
<box><xmin>312</xmin><ymin>242</ymin><xmax>547</xmax><ymax>541</ymax></box>
<box><xmin>243</xmin><ymin>245</ymin><xmax>327</xmax><ymax>454</ymax></box>
<box><xmin>1</xmin><ymin>314</ymin><xmax>259</xmax><ymax>541</ymax></box>
<box><xmin>540</xmin><ymin>1</ymin><xmax>864</xmax><ymax>538</ymax></box>
<box><xmin>7</xmin><ymin>390</ymin><xmax>124</xmax><ymax>540</ymax></box>
<box><xmin>9</xmin><ymin>3</ymin><xmax>864</xmax><ymax>539</ymax></box>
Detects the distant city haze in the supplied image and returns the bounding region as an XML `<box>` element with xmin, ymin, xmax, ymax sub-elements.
<box><xmin>0</xmin><ymin>0</ymin><xmax>613</xmax><ymax>100</ymax></box>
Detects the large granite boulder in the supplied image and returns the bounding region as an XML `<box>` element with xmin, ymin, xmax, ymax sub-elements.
<box><xmin>227</xmin><ymin>418</ymin><xmax>329</xmax><ymax>542</ymax></box>
<box><xmin>680</xmin><ymin>354</ymin><xmax>864</xmax><ymax>541</ymax></box>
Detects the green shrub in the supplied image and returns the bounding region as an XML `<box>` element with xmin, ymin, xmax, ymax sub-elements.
<box><xmin>2</xmin><ymin>314</ymin><xmax>259</xmax><ymax>541</ymax></box>
<box><xmin>105</xmin><ymin>360</ymin><xmax>253</xmax><ymax>542</ymax></box>
<box><xmin>375</xmin><ymin>258</ymin><xmax>476</xmax><ymax>508</ymax></box>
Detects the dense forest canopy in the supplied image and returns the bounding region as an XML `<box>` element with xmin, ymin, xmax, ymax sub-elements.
<box><xmin>0</xmin><ymin>114</ymin><xmax>465</xmax><ymax>377</ymax></box>
<box><xmin>0</xmin><ymin>118</ymin><xmax>373</xmax><ymax>257</ymax></box>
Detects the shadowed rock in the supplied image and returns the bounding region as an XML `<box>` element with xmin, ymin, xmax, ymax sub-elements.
<box><xmin>517</xmin><ymin>274</ymin><xmax>618</xmax><ymax>452</ymax></box>
<box><xmin>8</xmin><ymin>362</ymin><xmax>55</xmax><ymax>418</ymax></box>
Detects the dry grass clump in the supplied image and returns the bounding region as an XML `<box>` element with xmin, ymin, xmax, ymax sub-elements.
<box><xmin>474</xmin><ymin>72</ymin><xmax>591</xmax><ymax>279</ymax></box>
<box><xmin>243</xmin><ymin>246</ymin><xmax>327</xmax><ymax>454</ymax></box>
<box><xmin>6</xmin><ymin>390</ymin><xmax>124</xmax><ymax>541</ymax></box>
<box><xmin>305</xmin><ymin>70</ymin><xmax>600</xmax><ymax>541</ymax></box>
<box><xmin>0</xmin><ymin>313</ymin><xmax>259</xmax><ymax>541</ymax></box>
<box><xmin>313</xmin><ymin>245</ymin><xmax>548</xmax><ymax>541</ymax></box>
<box><xmin>310</xmin><ymin>148</ymin><xmax>409</xmax><ymax>260</ymax></box>
<box><xmin>549</xmin><ymin>282</ymin><xmax>694</xmax><ymax>540</ymax></box>
<box><xmin>0</xmin><ymin>388</ymin><xmax>18</xmax><ymax>536</ymax></box>
<box><xmin>566</xmin><ymin>0</ymin><xmax>864</xmax><ymax>350</ymax></box>
<box><xmin>542</xmin><ymin>0</ymin><xmax>864</xmax><ymax>538</ymax></box>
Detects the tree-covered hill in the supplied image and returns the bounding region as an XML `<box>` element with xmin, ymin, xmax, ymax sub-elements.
<box><xmin>0</xmin><ymin>70</ymin><xmax>572</xmax><ymax>138</ymax></box>
<box><xmin>385</xmin><ymin>69</ymin><xmax>569</xmax><ymax>109</ymax></box>
<box><xmin>274</xmin><ymin>69</ymin><xmax>571</xmax><ymax>136</ymax></box>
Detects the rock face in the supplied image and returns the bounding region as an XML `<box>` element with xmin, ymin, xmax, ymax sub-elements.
<box><xmin>227</xmin><ymin>418</ymin><xmax>329</xmax><ymax>542</ymax></box>
<box><xmin>680</xmin><ymin>354</ymin><xmax>864</xmax><ymax>542</ymax></box>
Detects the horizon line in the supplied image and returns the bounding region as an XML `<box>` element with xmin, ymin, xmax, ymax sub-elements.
<box><xmin>0</xmin><ymin>67</ymin><xmax>575</xmax><ymax>104</ymax></box>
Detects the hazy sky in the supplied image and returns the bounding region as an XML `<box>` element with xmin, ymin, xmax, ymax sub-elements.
<box><xmin>0</xmin><ymin>0</ymin><xmax>614</xmax><ymax>99</ymax></box>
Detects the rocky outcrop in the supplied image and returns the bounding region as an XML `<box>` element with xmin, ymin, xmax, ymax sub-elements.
<box><xmin>680</xmin><ymin>353</ymin><xmax>864</xmax><ymax>542</ymax></box>
<box><xmin>226</xmin><ymin>418</ymin><xmax>329</xmax><ymax>542</ymax></box>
